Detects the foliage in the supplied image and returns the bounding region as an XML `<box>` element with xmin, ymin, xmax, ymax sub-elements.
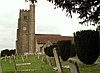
<box><xmin>57</xmin><ymin>40</ymin><xmax>71</xmax><ymax>61</ymax></box>
<box><xmin>9</xmin><ymin>49</ymin><xmax>16</xmax><ymax>55</ymax></box>
<box><xmin>29</xmin><ymin>0</ymin><xmax>37</xmax><ymax>3</ymax></box>
<box><xmin>74</xmin><ymin>30</ymin><xmax>99</xmax><ymax>64</ymax></box>
<box><xmin>96</xmin><ymin>26</ymin><xmax>100</xmax><ymax>55</ymax></box>
<box><xmin>1</xmin><ymin>49</ymin><xmax>16</xmax><ymax>57</ymax></box>
<box><xmin>27</xmin><ymin>0</ymin><xmax>100</xmax><ymax>25</ymax></box>
<box><xmin>44</xmin><ymin>45</ymin><xmax>57</xmax><ymax>57</ymax></box>
<box><xmin>44</xmin><ymin>40</ymin><xmax>71</xmax><ymax>61</ymax></box>
<box><xmin>1</xmin><ymin>49</ymin><xmax>10</xmax><ymax>57</ymax></box>
<box><xmin>70</xmin><ymin>44</ymin><xmax>76</xmax><ymax>57</ymax></box>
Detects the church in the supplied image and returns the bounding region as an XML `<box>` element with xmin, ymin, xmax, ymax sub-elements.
<box><xmin>16</xmin><ymin>4</ymin><xmax>74</xmax><ymax>55</ymax></box>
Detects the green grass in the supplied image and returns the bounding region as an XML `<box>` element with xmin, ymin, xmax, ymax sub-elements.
<box><xmin>72</xmin><ymin>56</ymin><xmax>100</xmax><ymax>73</ymax></box>
<box><xmin>1</xmin><ymin>55</ymin><xmax>55</xmax><ymax>73</ymax></box>
<box><xmin>76</xmin><ymin>56</ymin><xmax>100</xmax><ymax>73</ymax></box>
<box><xmin>1</xmin><ymin>55</ymin><xmax>100</xmax><ymax>73</ymax></box>
<box><xmin>1</xmin><ymin>58</ymin><xmax>14</xmax><ymax>73</ymax></box>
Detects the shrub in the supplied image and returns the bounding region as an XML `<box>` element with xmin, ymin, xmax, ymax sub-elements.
<box><xmin>57</xmin><ymin>40</ymin><xmax>71</xmax><ymax>61</ymax></box>
<box><xmin>9</xmin><ymin>49</ymin><xmax>16</xmax><ymax>55</ymax></box>
<box><xmin>74</xmin><ymin>30</ymin><xmax>99</xmax><ymax>64</ymax></box>
<box><xmin>1</xmin><ymin>49</ymin><xmax>16</xmax><ymax>57</ymax></box>
<box><xmin>44</xmin><ymin>45</ymin><xmax>57</xmax><ymax>57</ymax></box>
<box><xmin>1</xmin><ymin>49</ymin><xmax>10</xmax><ymax>57</ymax></box>
<box><xmin>70</xmin><ymin>44</ymin><xmax>76</xmax><ymax>57</ymax></box>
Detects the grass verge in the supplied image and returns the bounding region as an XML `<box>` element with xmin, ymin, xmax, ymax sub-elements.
<box><xmin>1</xmin><ymin>55</ymin><xmax>100</xmax><ymax>73</ymax></box>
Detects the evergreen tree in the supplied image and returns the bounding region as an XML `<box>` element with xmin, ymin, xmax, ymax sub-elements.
<box><xmin>74</xmin><ymin>30</ymin><xmax>99</xmax><ymax>64</ymax></box>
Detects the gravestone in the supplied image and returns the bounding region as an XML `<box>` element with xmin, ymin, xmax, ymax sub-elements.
<box><xmin>12</xmin><ymin>55</ymin><xmax>34</xmax><ymax>73</ymax></box>
<box><xmin>68</xmin><ymin>59</ymin><xmax>80</xmax><ymax>73</ymax></box>
<box><xmin>24</xmin><ymin>52</ymin><xmax>28</xmax><ymax>59</ymax></box>
<box><xmin>53</xmin><ymin>48</ymin><xmax>63</xmax><ymax>73</ymax></box>
<box><xmin>12</xmin><ymin>55</ymin><xmax>17</xmax><ymax>73</ymax></box>
<box><xmin>0</xmin><ymin>65</ymin><xmax>2</xmax><ymax>73</ymax></box>
<box><xmin>45</xmin><ymin>55</ymin><xmax>52</xmax><ymax>66</ymax></box>
<box><xmin>21</xmin><ymin>55</ymin><xmax>24</xmax><ymax>62</ymax></box>
<box><xmin>4</xmin><ymin>55</ymin><xmax>7</xmax><ymax>62</ymax></box>
<box><xmin>9</xmin><ymin>56</ymin><xmax>12</xmax><ymax>64</ymax></box>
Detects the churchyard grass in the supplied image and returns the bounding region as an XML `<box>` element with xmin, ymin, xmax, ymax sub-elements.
<box><xmin>76</xmin><ymin>56</ymin><xmax>100</xmax><ymax>73</ymax></box>
<box><xmin>1</xmin><ymin>55</ymin><xmax>100</xmax><ymax>73</ymax></box>
<box><xmin>0</xmin><ymin>57</ymin><xmax>14</xmax><ymax>73</ymax></box>
<box><xmin>0</xmin><ymin>55</ymin><xmax>55</xmax><ymax>73</ymax></box>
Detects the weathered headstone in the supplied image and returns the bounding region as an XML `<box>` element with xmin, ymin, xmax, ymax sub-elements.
<box><xmin>12</xmin><ymin>55</ymin><xmax>33</xmax><ymax>73</ymax></box>
<box><xmin>0</xmin><ymin>65</ymin><xmax>2</xmax><ymax>73</ymax></box>
<box><xmin>37</xmin><ymin>53</ymin><xmax>40</xmax><ymax>59</ymax></box>
<box><xmin>9</xmin><ymin>56</ymin><xmax>12</xmax><ymax>64</ymax></box>
<box><xmin>53</xmin><ymin>48</ymin><xmax>63</xmax><ymax>73</ymax></box>
<box><xmin>12</xmin><ymin>55</ymin><xmax>17</xmax><ymax>73</ymax></box>
<box><xmin>16</xmin><ymin>63</ymin><xmax>31</xmax><ymax>66</ymax></box>
<box><xmin>4</xmin><ymin>55</ymin><xmax>7</xmax><ymax>62</ymax></box>
<box><xmin>45</xmin><ymin>55</ymin><xmax>52</xmax><ymax>66</ymax></box>
<box><xmin>41</xmin><ymin>54</ymin><xmax>45</xmax><ymax>62</ymax></box>
<box><xmin>68</xmin><ymin>59</ymin><xmax>80</xmax><ymax>73</ymax></box>
<box><xmin>24</xmin><ymin>52</ymin><xmax>28</xmax><ymax>59</ymax></box>
<box><xmin>21</xmin><ymin>55</ymin><xmax>24</xmax><ymax>62</ymax></box>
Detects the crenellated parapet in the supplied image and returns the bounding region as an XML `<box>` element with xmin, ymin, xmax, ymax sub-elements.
<box><xmin>20</xmin><ymin>9</ymin><xmax>28</xmax><ymax>12</ymax></box>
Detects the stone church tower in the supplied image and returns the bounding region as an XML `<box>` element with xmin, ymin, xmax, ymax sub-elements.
<box><xmin>16</xmin><ymin>4</ymin><xmax>35</xmax><ymax>54</ymax></box>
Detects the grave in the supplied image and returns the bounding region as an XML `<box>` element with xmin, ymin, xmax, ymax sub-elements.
<box><xmin>12</xmin><ymin>55</ymin><xmax>35</xmax><ymax>73</ymax></box>
<box><xmin>68</xmin><ymin>59</ymin><xmax>80</xmax><ymax>73</ymax></box>
<box><xmin>53</xmin><ymin>48</ymin><xmax>63</xmax><ymax>73</ymax></box>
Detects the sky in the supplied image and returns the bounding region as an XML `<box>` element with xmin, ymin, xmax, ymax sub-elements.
<box><xmin>0</xmin><ymin>0</ymin><xmax>97</xmax><ymax>52</ymax></box>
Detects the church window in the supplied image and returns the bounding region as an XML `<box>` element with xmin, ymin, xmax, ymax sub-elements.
<box><xmin>24</xmin><ymin>16</ymin><xmax>27</xmax><ymax>20</ymax></box>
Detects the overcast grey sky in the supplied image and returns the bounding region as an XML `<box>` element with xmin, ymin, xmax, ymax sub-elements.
<box><xmin>0</xmin><ymin>0</ymin><xmax>97</xmax><ymax>52</ymax></box>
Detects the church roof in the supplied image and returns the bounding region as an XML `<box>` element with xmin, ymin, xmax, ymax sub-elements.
<box><xmin>35</xmin><ymin>34</ymin><xmax>74</xmax><ymax>44</ymax></box>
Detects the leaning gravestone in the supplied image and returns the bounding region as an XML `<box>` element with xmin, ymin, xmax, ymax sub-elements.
<box><xmin>21</xmin><ymin>55</ymin><xmax>24</xmax><ymax>62</ymax></box>
<box><xmin>12</xmin><ymin>55</ymin><xmax>34</xmax><ymax>73</ymax></box>
<box><xmin>45</xmin><ymin>55</ymin><xmax>52</xmax><ymax>66</ymax></box>
<box><xmin>53</xmin><ymin>48</ymin><xmax>63</xmax><ymax>73</ymax></box>
<box><xmin>68</xmin><ymin>59</ymin><xmax>80</xmax><ymax>73</ymax></box>
<box><xmin>12</xmin><ymin>55</ymin><xmax>17</xmax><ymax>73</ymax></box>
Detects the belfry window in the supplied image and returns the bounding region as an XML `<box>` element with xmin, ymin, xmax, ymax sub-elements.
<box><xmin>24</xmin><ymin>16</ymin><xmax>27</xmax><ymax>20</ymax></box>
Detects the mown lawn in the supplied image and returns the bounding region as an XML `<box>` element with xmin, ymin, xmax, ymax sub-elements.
<box><xmin>0</xmin><ymin>55</ymin><xmax>55</xmax><ymax>73</ymax></box>
<box><xmin>61</xmin><ymin>57</ymin><xmax>100</xmax><ymax>73</ymax></box>
<box><xmin>76</xmin><ymin>57</ymin><xmax>100</xmax><ymax>73</ymax></box>
<box><xmin>1</xmin><ymin>55</ymin><xmax>100</xmax><ymax>73</ymax></box>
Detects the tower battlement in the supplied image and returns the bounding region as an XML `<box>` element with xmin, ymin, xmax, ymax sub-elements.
<box><xmin>20</xmin><ymin>9</ymin><xmax>29</xmax><ymax>12</ymax></box>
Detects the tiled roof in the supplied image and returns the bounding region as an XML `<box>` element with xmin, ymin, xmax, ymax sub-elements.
<box><xmin>35</xmin><ymin>34</ymin><xmax>74</xmax><ymax>44</ymax></box>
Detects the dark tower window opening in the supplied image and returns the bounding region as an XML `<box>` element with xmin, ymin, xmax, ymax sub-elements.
<box><xmin>24</xmin><ymin>16</ymin><xmax>27</xmax><ymax>20</ymax></box>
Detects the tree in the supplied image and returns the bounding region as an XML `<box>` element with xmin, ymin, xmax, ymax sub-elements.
<box><xmin>1</xmin><ymin>49</ymin><xmax>10</xmax><ymax>57</ymax></box>
<box><xmin>44</xmin><ymin>40</ymin><xmax>71</xmax><ymax>61</ymax></box>
<box><xmin>9</xmin><ymin>49</ymin><xmax>16</xmax><ymax>55</ymax></box>
<box><xmin>57</xmin><ymin>40</ymin><xmax>71</xmax><ymax>61</ymax></box>
<box><xmin>74</xmin><ymin>30</ymin><xmax>99</xmax><ymax>64</ymax></box>
<box><xmin>26</xmin><ymin>0</ymin><xmax>100</xmax><ymax>26</ymax></box>
<box><xmin>70</xmin><ymin>44</ymin><xmax>76</xmax><ymax>57</ymax></box>
<box><xmin>1</xmin><ymin>49</ymin><xmax>16</xmax><ymax>57</ymax></box>
<box><xmin>44</xmin><ymin>45</ymin><xmax>57</xmax><ymax>57</ymax></box>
